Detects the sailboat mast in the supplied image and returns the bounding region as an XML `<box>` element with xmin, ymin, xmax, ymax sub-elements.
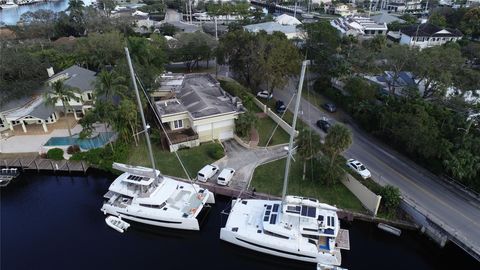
<box><xmin>125</xmin><ymin>47</ymin><xmax>158</xmax><ymax>177</ymax></box>
<box><xmin>281</xmin><ymin>60</ymin><xmax>309</xmax><ymax>201</ymax></box>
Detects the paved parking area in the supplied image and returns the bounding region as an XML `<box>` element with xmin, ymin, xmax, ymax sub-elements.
<box><xmin>211</xmin><ymin>139</ymin><xmax>287</xmax><ymax>190</ymax></box>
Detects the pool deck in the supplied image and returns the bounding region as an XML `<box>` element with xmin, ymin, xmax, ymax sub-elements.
<box><xmin>0</xmin><ymin>124</ymin><xmax>110</xmax><ymax>154</ymax></box>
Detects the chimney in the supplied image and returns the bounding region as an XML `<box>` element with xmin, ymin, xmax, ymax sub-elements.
<box><xmin>47</xmin><ymin>67</ymin><xmax>55</xmax><ymax>78</ymax></box>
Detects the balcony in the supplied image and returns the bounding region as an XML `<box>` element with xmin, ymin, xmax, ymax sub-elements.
<box><xmin>162</xmin><ymin>126</ymin><xmax>199</xmax><ymax>145</ymax></box>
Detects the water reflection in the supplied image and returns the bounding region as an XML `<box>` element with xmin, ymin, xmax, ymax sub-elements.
<box><xmin>0</xmin><ymin>0</ymin><xmax>93</xmax><ymax>25</ymax></box>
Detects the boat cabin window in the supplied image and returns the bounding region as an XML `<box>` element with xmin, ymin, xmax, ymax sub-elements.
<box><xmin>286</xmin><ymin>205</ymin><xmax>301</xmax><ymax>214</ymax></box>
<box><xmin>301</xmin><ymin>206</ymin><xmax>316</xmax><ymax>218</ymax></box>
<box><xmin>326</xmin><ymin>216</ymin><xmax>335</xmax><ymax>227</ymax></box>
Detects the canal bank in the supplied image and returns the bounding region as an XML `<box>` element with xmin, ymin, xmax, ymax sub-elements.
<box><xmin>1</xmin><ymin>172</ymin><xmax>479</xmax><ymax>270</ymax></box>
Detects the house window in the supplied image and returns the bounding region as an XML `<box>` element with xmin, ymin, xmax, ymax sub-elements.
<box><xmin>87</xmin><ymin>93</ymin><xmax>92</xmax><ymax>100</ymax></box>
<box><xmin>0</xmin><ymin>117</ymin><xmax>3</xmax><ymax>127</ymax></box>
<box><xmin>173</xmin><ymin>120</ymin><xmax>183</xmax><ymax>129</ymax></box>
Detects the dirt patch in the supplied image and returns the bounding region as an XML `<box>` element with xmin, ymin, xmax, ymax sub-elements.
<box><xmin>255</xmin><ymin>112</ymin><xmax>268</xmax><ymax>119</ymax></box>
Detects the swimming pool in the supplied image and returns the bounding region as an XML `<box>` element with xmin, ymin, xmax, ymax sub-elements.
<box><xmin>44</xmin><ymin>132</ymin><xmax>115</xmax><ymax>150</ymax></box>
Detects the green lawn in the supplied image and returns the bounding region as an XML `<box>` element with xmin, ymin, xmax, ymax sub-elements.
<box><xmin>251</xmin><ymin>157</ymin><xmax>366</xmax><ymax>212</ymax></box>
<box><xmin>126</xmin><ymin>139</ymin><xmax>223</xmax><ymax>179</ymax></box>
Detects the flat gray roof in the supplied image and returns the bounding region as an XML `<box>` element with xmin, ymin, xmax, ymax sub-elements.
<box><xmin>155</xmin><ymin>74</ymin><xmax>243</xmax><ymax>119</ymax></box>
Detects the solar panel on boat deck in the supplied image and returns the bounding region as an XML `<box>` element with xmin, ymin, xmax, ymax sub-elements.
<box><xmin>266</xmin><ymin>205</ymin><xmax>272</xmax><ymax>210</ymax></box>
<box><xmin>127</xmin><ymin>175</ymin><xmax>149</xmax><ymax>181</ymax></box>
<box><xmin>272</xmin><ymin>204</ymin><xmax>279</xmax><ymax>213</ymax></box>
<box><xmin>270</xmin><ymin>214</ymin><xmax>277</xmax><ymax>224</ymax></box>
<box><xmin>263</xmin><ymin>215</ymin><xmax>269</xmax><ymax>222</ymax></box>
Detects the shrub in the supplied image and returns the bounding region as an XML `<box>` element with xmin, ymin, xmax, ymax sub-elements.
<box><xmin>379</xmin><ymin>185</ymin><xmax>402</xmax><ymax>214</ymax></box>
<box><xmin>47</xmin><ymin>148</ymin><xmax>64</xmax><ymax>160</ymax></box>
<box><xmin>70</xmin><ymin>142</ymin><xmax>129</xmax><ymax>173</ymax></box>
<box><xmin>67</xmin><ymin>145</ymin><xmax>81</xmax><ymax>154</ymax></box>
<box><xmin>208</xmin><ymin>144</ymin><xmax>224</xmax><ymax>160</ymax></box>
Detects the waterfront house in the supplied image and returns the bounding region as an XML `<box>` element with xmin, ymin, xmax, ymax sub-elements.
<box><xmin>46</xmin><ymin>65</ymin><xmax>96</xmax><ymax>119</ymax></box>
<box><xmin>153</xmin><ymin>73</ymin><xmax>244</xmax><ymax>152</ymax></box>
<box><xmin>0</xmin><ymin>65</ymin><xmax>96</xmax><ymax>134</ymax></box>
<box><xmin>399</xmin><ymin>23</ymin><xmax>463</xmax><ymax>49</ymax></box>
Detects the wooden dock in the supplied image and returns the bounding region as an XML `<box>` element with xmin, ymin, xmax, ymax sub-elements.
<box><xmin>1</xmin><ymin>158</ymin><xmax>89</xmax><ymax>173</ymax></box>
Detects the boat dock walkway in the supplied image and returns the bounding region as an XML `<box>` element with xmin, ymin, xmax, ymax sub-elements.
<box><xmin>169</xmin><ymin>175</ymin><xmax>419</xmax><ymax>231</ymax></box>
<box><xmin>1</xmin><ymin>157</ymin><xmax>89</xmax><ymax>173</ymax></box>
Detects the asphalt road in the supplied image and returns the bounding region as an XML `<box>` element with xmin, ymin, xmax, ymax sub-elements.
<box><xmin>273</xmin><ymin>78</ymin><xmax>480</xmax><ymax>258</ymax></box>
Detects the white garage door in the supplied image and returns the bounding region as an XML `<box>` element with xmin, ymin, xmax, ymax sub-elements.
<box><xmin>219</xmin><ymin>130</ymin><xmax>234</xmax><ymax>140</ymax></box>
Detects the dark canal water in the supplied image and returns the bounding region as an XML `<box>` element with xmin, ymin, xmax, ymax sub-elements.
<box><xmin>1</xmin><ymin>173</ymin><xmax>479</xmax><ymax>270</ymax></box>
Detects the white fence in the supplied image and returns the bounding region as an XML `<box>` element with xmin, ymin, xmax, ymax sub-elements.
<box><xmin>341</xmin><ymin>174</ymin><xmax>382</xmax><ymax>215</ymax></box>
<box><xmin>253</xmin><ymin>97</ymin><xmax>298</xmax><ymax>137</ymax></box>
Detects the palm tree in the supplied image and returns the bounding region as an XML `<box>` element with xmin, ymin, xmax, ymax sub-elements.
<box><xmin>94</xmin><ymin>70</ymin><xmax>128</xmax><ymax>145</ymax></box>
<box><xmin>94</xmin><ymin>70</ymin><xmax>128</xmax><ymax>101</ymax></box>
<box><xmin>324</xmin><ymin>124</ymin><xmax>352</xmax><ymax>168</ymax></box>
<box><xmin>296</xmin><ymin>128</ymin><xmax>322</xmax><ymax>181</ymax></box>
<box><xmin>67</xmin><ymin>0</ymin><xmax>85</xmax><ymax>19</ymax></box>
<box><xmin>43</xmin><ymin>80</ymin><xmax>81</xmax><ymax>137</ymax></box>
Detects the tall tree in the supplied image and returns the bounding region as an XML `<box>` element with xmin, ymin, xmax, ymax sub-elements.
<box><xmin>323</xmin><ymin>124</ymin><xmax>352</xmax><ymax>168</ymax></box>
<box><xmin>235</xmin><ymin>111</ymin><xmax>258</xmax><ymax>138</ymax></box>
<box><xmin>460</xmin><ymin>7</ymin><xmax>480</xmax><ymax>39</ymax></box>
<box><xmin>380</xmin><ymin>44</ymin><xmax>418</xmax><ymax>96</ymax></box>
<box><xmin>296</xmin><ymin>128</ymin><xmax>322</xmax><ymax>180</ymax></box>
<box><xmin>43</xmin><ymin>80</ymin><xmax>81</xmax><ymax>137</ymax></box>
<box><xmin>415</xmin><ymin>44</ymin><xmax>464</xmax><ymax>99</ymax></box>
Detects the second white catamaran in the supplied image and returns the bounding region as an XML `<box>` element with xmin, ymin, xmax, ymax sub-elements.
<box><xmin>101</xmin><ymin>48</ymin><xmax>215</xmax><ymax>231</ymax></box>
<box><xmin>220</xmin><ymin>61</ymin><xmax>350</xmax><ymax>270</ymax></box>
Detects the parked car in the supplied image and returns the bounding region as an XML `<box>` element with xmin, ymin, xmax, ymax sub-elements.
<box><xmin>217</xmin><ymin>168</ymin><xmax>235</xmax><ymax>186</ymax></box>
<box><xmin>316</xmin><ymin>118</ymin><xmax>332</xmax><ymax>133</ymax></box>
<box><xmin>197</xmin><ymin>164</ymin><xmax>219</xmax><ymax>182</ymax></box>
<box><xmin>346</xmin><ymin>159</ymin><xmax>371</xmax><ymax>179</ymax></box>
<box><xmin>276</xmin><ymin>100</ymin><xmax>286</xmax><ymax>113</ymax></box>
<box><xmin>322</xmin><ymin>103</ymin><xmax>337</xmax><ymax>113</ymax></box>
<box><xmin>256</xmin><ymin>90</ymin><xmax>273</xmax><ymax>99</ymax></box>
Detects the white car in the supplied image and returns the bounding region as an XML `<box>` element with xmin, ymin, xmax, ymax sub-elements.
<box><xmin>197</xmin><ymin>164</ymin><xmax>219</xmax><ymax>182</ymax></box>
<box><xmin>217</xmin><ymin>168</ymin><xmax>235</xmax><ymax>186</ymax></box>
<box><xmin>256</xmin><ymin>90</ymin><xmax>273</xmax><ymax>99</ymax></box>
<box><xmin>346</xmin><ymin>159</ymin><xmax>371</xmax><ymax>179</ymax></box>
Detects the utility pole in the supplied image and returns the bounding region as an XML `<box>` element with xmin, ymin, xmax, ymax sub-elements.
<box><xmin>214</xmin><ymin>16</ymin><xmax>218</xmax><ymax>40</ymax></box>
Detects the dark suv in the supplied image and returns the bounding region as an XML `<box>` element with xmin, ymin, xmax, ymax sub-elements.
<box><xmin>276</xmin><ymin>100</ymin><xmax>286</xmax><ymax>113</ymax></box>
<box><xmin>316</xmin><ymin>119</ymin><xmax>331</xmax><ymax>133</ymax></box>
<box><xmin>322</xmin><ymin>103</ymin><xmax>337</xmax><ymax>113</ymax></box>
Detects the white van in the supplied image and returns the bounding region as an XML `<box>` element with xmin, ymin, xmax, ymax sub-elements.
<box><xmin>197</xmin><ymin>164</ymin><xmax>219</xmax><ymax>182</ymax></box>
<box><xmin>217</xmin><ymin>168</ymin><xmax>235</xmax><ymax>186</ymax></box>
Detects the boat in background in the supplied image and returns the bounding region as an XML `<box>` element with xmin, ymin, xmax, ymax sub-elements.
<box><xmin>105</xmin><ymin>216</ymin><xmax>130</xmax><ymax>233</ymax></box>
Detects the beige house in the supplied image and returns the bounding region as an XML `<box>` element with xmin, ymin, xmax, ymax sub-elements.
<box><xmin>153</xmin><ymin>73</ymin><xmax>244</xmax><ymax>152</ymax></box>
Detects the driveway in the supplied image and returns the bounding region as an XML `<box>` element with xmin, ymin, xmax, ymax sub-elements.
<box><xmin>212</xmin><ymin>139</ymin><xmax>287</xmax><ymax>190</ymax></box>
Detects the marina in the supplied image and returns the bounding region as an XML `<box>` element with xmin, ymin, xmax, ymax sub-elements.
<box><xmin>1</xmin><ymin>172</ymin><xmax>479</xmax><ymax>270</ymax></box>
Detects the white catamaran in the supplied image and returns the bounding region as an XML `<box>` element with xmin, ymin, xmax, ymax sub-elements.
<box><xmin>220</xmin><ymin>61</ymin><xmax>350</xmax><ymax>270</ymax></box>
<box><xmin>101</xmin><ymin>48</ymin><xmax>215</xmax><ymax>231</ymax></box>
